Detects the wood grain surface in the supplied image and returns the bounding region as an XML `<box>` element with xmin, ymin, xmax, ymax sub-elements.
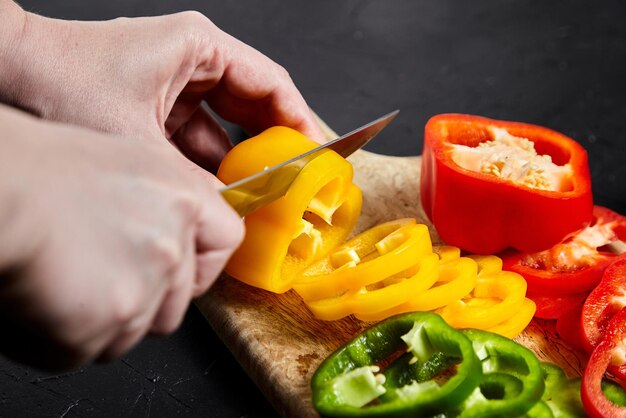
<box><xmin>196</xmin><ymin>135</ymin><xmax>588</xmax><ymax>418</ymax></box>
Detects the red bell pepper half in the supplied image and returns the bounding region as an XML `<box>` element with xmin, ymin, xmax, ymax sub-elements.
<box><xmin>421</xmin><ymin>114</ymin><xmax>593</xmax><ymax>254</ymax></box>
<box><xmin>502</xmin><ymin>206</ymin><xmax>626</xmax><ymax>296</ymax></box>
<box><xmin>582</xmin><ymin>256</ymin><xmax>626</xmax><ymax>353</ymax></box>
<box><xmin>582</xmin><ymin>307</ymin><xmax>626</xmax><ymax>417</ymax></box>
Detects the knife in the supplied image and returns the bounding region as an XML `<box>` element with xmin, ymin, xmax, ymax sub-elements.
<box><xmin>220</xmin><ymin>110</ymin><xmax>399</xmax><ymax>217</ymax></box>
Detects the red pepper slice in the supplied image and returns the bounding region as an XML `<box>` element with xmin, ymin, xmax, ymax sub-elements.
<box><xmin>582</xmin><ymin>256</ymin><xmax>626</xmax><ymax>353</ymax></box>
<box><xmin>421</xmin><ymin>114</ymin><xmax>593</xmax><ymax>254</ymax></box>
<box><xmin>502</xmin><ymin>206</ymin><xmax>626</xmax><ymax>295</ymax></box>
<box><xmin>582</xmin><ymin>307</ymin><xmax>626</xmax><ymax>417</ymax></box>
<box><xmin>527</xmin><ymin>291</ymin><xmax>588</xmax><ymax>320</ymax></box>
<box><xmin>555</xmin><ymin>303</ymin><xmax>587</xmax><ymax>353</ymax></box>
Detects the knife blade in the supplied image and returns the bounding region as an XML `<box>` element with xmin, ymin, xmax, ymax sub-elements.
<box><xmin>220</xmin><ymin>110</ymin><xmax>399</xmax><ymax>217</ymax></box>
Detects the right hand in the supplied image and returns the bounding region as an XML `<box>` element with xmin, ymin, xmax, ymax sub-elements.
<box><xmin>0</xmin><ymin>106</ymin><xmax>244</xmax><ymax>369</ymax></box>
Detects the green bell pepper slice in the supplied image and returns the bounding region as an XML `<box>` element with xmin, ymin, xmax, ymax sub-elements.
<box><xmin>311</xmin><ymin>312</ymin><xmax>482</xmax><ymax>417</ymax></box>
<box><xmin>540</xmin><ymin>361</ymin><xmax>626</xmax><ymax>417</ymax></box>
<box><xmin>525</xmin><ymin>401</ymin><xmax>555</xmax><ymax>418</ymax></box>
<box><xmin>454</xmin><ymin>328</ymin><xmax>545</xmax><ymax>417</ymax></box>
<box><xmin>540</xmin><ymin>362</ymin><xmax>584</xmax><ymax>417</ymax></box>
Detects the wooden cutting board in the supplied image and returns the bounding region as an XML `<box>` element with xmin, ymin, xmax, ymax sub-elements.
<box><xmin>195</xmin><ymin>122</ymin><xmax>588</xmax><ymax>418</ymax></box>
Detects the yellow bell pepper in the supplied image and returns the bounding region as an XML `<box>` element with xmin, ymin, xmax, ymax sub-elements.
<box><xmin>304</xmin><ymin>253</ymin><xmax>440</xmax><ymax>320</ymax></box>
<box><xmin>432</xmin><ymin>245</ymin><xmax>461</xmax><ymax>262</ymax></box>
<box><xmin>293</xmin><ymin>219</ymin><xmax>433</xmax><ymax>301</ymax></box>
<box><xmin>217</xmin><ymin>127</ymin><xmax>362</xmax><ymax>293</ymax></box>
<box><xmin>438</xmin><ymin>270</ymin><xmax>527</xmax><ymax>329</ymax></box>
<box><xmin>468</xmin><ymin>254</ymin><xmax>503</xmax><ymax>276</ymax></box>
<box><xmin>488</xmin><ymin>298</ymin><xmax>537</xmax><ymax>338</ymax></box>
<box><xmin>437</xmin><ymin>254</ymin><xmax>535</xmax><ymax>337</ymax></box>
<box><xmin>355</xmin><ymin>256</ymin><xmax>478</xmax><ymax>321</ymax></box>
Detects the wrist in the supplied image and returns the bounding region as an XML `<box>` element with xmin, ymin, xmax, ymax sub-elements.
<box><xmin>0</xmin><ymin>2</ymin><xmax>28</xmax><ymax>109</ymax></box>
<box><xmin>0</xmin><ymin>4</ymin><xmax>66</xmax><ymax>116</ymax></box>
<box><xmin>0</xmin><ymin>1</ymin><xmax>25</xmax><ymax>50</ymax></box>
<box><xmin>0</xmin><ymin>105</ymin><xmax>46</xmax><ymax>271</ymax></box>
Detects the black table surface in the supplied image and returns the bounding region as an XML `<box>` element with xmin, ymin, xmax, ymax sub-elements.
<box><xmin>2</xmin><ymin>1</ymin><xmax>626</xmax><ymax>417</ymax></box>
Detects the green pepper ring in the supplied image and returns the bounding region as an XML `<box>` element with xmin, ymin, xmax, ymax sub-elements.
<box><xmin>457</xmin><ymin>329</ymin><xmax>545</xmax><ymax>418</ymax></box>
<box><xmin>311</xmin><ymin>312</ymin><xmax>482</xmax><ymax>417</ymax></box>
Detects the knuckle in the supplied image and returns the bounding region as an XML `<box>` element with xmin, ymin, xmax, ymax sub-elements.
<box><xmin>171</xmin><ymin>11</ymin><xmax>218</xmax><ymax>52</ymax></box>
<box><xmin>274</xmin><ymin>63</ymin><xmax>292</xmax><ymax>82</ymax></box>
<box><xmin>178</xmin><ymin>10</ymin><xmax>217</xmax><ymax>40</ymax></box>
<box><xmin>179</xmin><ymin>10</ymin><xmax>211</xmax><ymax>26</ymax></box>
<box><xmin>173</xmin><ymin>192</ymin><xmax>200</xmax><ymax>220</ymax></box>
<box><xmin>146</xmin><ymin>234</ymin><xmax>183</xmax><ymax>274</ymax></box>
<box><xmin>110</xmin><ymin>290</ymin><xmax>140</xmax><ymax>327</ymax></box>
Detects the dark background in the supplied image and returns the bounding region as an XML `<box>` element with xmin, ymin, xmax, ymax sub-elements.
<box><xmin>2</xmin><ymin>1</ymin><xmax>626</xmax><ymax>417</ymax></box>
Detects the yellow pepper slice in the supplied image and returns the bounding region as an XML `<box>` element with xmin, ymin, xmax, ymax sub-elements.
<box><xmin>304</xmin><ymin>253</ymin><xmax>440</xmax><ymax>320</ymax></box>
<box><xmin>490</xmin><ymin>298</ymin><xmax>537</xmax><ymax>338</ymax></box>
<box><xmin>437</xmin><ymin>270</ymin><xmax>528</xmax><ymax>329</ymax></box>
<box><xmin>437</xmin><ymin>254</ymin><xmax>534</xmax><ymax>337</ymax></box>
<box><xmin>433</xmin><ymin>245</ymin><xmax>461</xmax><ymax>262</ymax></box>
<box><xmin>293</xmin><ymin>219</ymin><xmax>433</xmax><ymax>301</ymax></box>
<box><xmin>356</xmin><ymin>256</ymin><xmax>478</xmax><ymax>321</ymax></box>
<box><xmin>468</xmin><ymin>254</ymin><xmax>503</xmax><ymax>276</ymax></box>
<box><xmin>217</xmin><ymin>127</ymin><xmax>362</xmax><ymax>293</ymax></box>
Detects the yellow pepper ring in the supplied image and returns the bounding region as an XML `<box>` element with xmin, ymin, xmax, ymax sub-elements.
<box><xmin>399</xmin><ymin>256</ymin><xmax>478</xmax><ymax>311</ymax></box>
<box><xmin>468</xmin><ymin>254</ymin><xmax>503</xmax><ymax>276</ymax></box>
<box><xmin>293</xmin><ymin>220</ymin><xmax>432</xmax><ymax>301</ymax></box>
<box><xmin>305</xmin><ymin>253</ymin><xmax>440</xmax><ymax>321</ymax></box>
<box><xmin>489</xmin><ymin>298</ymin><xmax>537</xmax><ymax>338</ymax></box>
<box><xmin>433</xmin><ymin>245</ymin><xmax>461</xmax><ymax>262</ymax></box>
<box><xmin>356</xmin><ymin>256</ymin><xmax>478</xmax><ymax>321</ymax></box>
<box><xmin>438</xmin><ymin>270</ymin><xmax>528</xmax><ymax>329</ymax></box>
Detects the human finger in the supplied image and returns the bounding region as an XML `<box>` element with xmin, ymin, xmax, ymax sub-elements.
<box><xmin>200</xmin><ymin>32</ymin><xmax>325</xmax><ymax>142</ymax></box>
<box><xmin>96</xmin><ymin>285</ymin><xmax>167</xmax><ymax>361</ymax></box>
<box><xmin>170</xmin><ymin>105</ymin><xmax>232</xmax><ymax>174</ymax></box>
<box><xmin>149</xmin><ymin>226</ymin><xmax>197</xmax><ymax>336</ymax></box>
<box><xmin>192</xmin><ymin>186</ymin><xmax>244</xmax><ymax>295</ymax></box>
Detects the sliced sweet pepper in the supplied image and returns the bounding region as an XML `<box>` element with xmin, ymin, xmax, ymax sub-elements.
<box><xmin>433</xmin><ymin>245</ymin><xmax>461</xmax><ymax>262</ymax></box>
<box><xmin>539</xmin><ymin>361</ymin><xmax>584</xmax><ymax>417</ymax></box>
<box><xmin>538</xmin><ymin>361</ymin><xmax>626</xmax><ymax>417</ymax></box>
<box><xmin>438</xmin><ymin>255</ymin><xmax>530</xmax><ymax>331</ymax></box>
<box><xmin>355</xmin><ymin>256</ymin><xmax>478</xmax><ymax>322</ymax></box>
<box><xmin>311</xmin><ymin>312</ymin><xmax>482</xmax><ymax>417</ymax></box>
<box><xmin>555</xmin><ymin>303</ymin><xmax>587</xmax><ymax>353</ymax></box>
<box><xmin>581</xmin><ymin>256</ymin><xmax>626</xmax><ymax>354</ymax></box>
<box><xmin>217</xmin><ymin>126</ymin><xmax>362</xmax><ymax>293</ymax></box>
<box><xmin>526</xmin><ymin>291</ymin><xmax>588</xmax><ymax>320</ymax></box>
<box><xmin>524</xmin><ymin>401</ymin><xmax>554</xmax><ymax>418</ymax></box>
<box><xmin>456</xmin><ymin>328</ymin><xmax>545</xmax><ymax>417</ymax></box>
<box><xmin>486</xmin><ymin>298</ymin><xmax>536</xmax><ymax>339</ymax></box>
<box><xmin>293</xmin><ymin>219</ymin><xmax>432</xmax><ymax>302</ymax></box>
<box><xmin>304</xmin><ymin>253</ymin><xmax>440</xmax><ymax>321</ymax></box>
<box><xmin>582</xmin><ymin>307</ymin><xmax>626</xmax><ymax>417</ymax></box>
<box><xmin>421</xmin><ymin>114</ymin><xmax>593</xmax><ymax>254</ymax></box>
<box><xmin>502</xmin><ymin>205</ymin><xmax>626</xmax><ymax>296</ymax></box>
<box><xmin>531</xmin><ymin>361</ymin><xmax>626</xmax><ymax>418</ymax></box>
